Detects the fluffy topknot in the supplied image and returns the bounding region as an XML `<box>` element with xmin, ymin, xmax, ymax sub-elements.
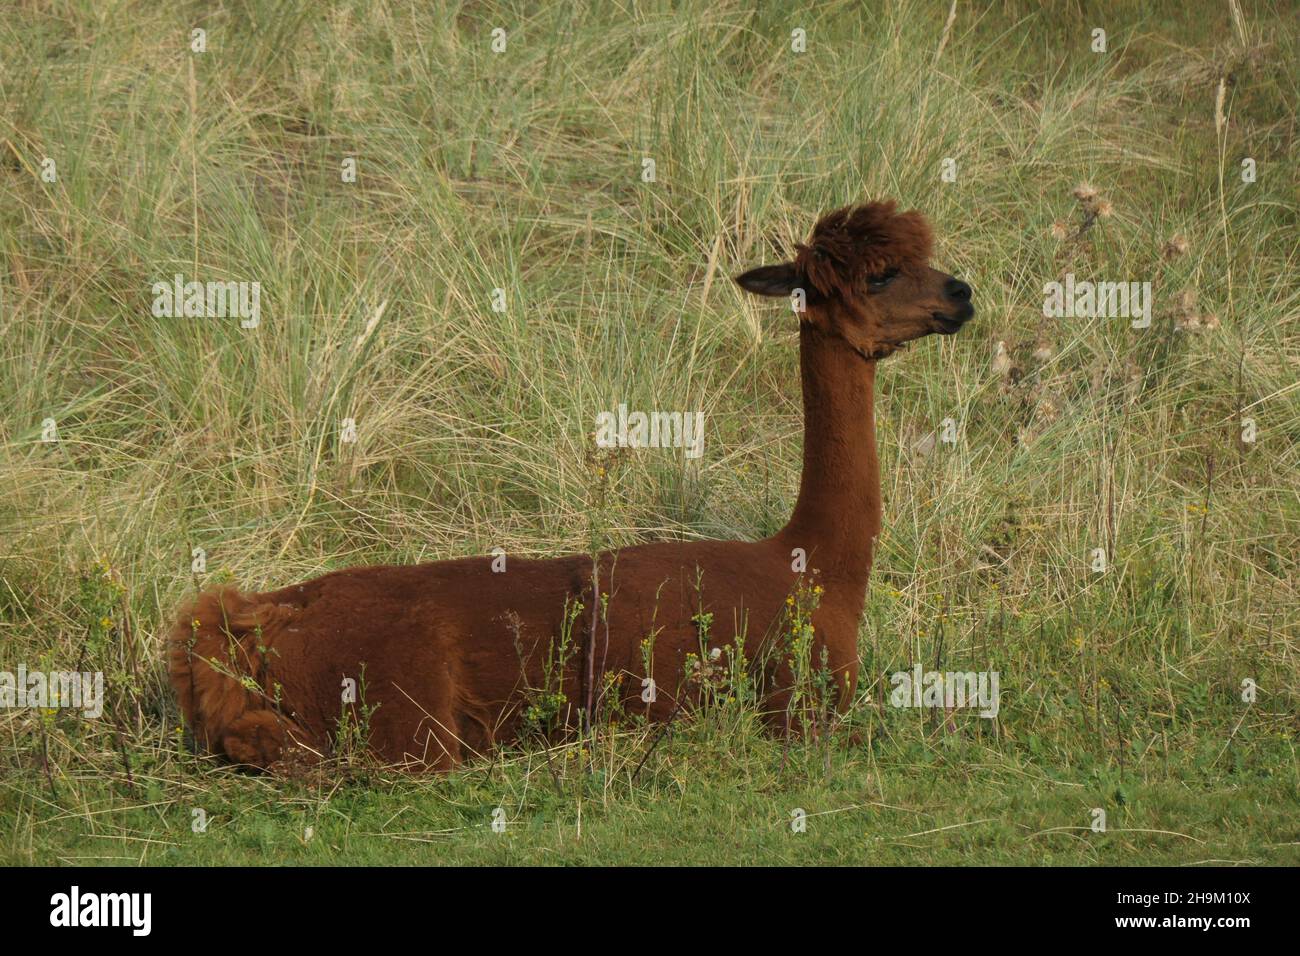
<box><xmin>793</xmin><ymin>201</ymin><xmax>934</xmax><ymax>298</ymax></box>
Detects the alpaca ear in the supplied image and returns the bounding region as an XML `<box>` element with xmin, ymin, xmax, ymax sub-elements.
<box><xmin>734</xmin><ymin>264</ymin><xmax>826</xmax><ymax>307</ymax></box>
<box><xmin>734</xmin><ymin>263</ymin><xmax>801</xmax><ymax>297</ymax></box>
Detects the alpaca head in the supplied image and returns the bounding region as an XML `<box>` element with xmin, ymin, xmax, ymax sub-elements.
<box><xmin>734</xmin><ymin>201</ymin><xmax>974</xmax><ymax>359</ymax></box>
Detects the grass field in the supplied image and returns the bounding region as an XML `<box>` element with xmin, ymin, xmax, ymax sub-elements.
<box><xmin>1</xmin><ymin>0</ymin><xmax>1297</xmax><ymax>866</ymax></box>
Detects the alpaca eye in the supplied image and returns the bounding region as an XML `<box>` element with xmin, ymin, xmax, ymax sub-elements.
<box><xmin>868</xmin><ymin>269</ymin><xmax>899</xmax><ymax>290</ymax></box>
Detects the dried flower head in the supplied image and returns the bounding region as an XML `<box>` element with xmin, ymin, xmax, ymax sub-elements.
<box><xmin>1162</xmin><ymin>235</ymin><xmax>1189</xmax><ymax>259</ymax></box>
<box><xmin>991</xmin><ymin>340</ymin><xmax>1012</xmax><ymax>377</ymax></box>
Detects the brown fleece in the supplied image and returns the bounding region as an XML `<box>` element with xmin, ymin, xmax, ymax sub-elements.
<box><xmin>795</xmin><ymin>200</ymin><xmax>934</xmax><ymax>298</ymax></box>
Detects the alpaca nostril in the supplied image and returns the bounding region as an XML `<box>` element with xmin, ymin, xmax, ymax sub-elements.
<box><xmin>945</xmin><ymin>278</ymin><xmax>972</xmax><ymax>303</ymax></box>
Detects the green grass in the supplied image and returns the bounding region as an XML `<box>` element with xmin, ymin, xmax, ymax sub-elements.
<box><xmin>1</xmin><ymin>0</ymin><xmax>1297</xmax><ymax>866</ymax></box>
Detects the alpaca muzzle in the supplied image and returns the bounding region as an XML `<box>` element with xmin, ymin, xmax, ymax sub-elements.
<box><xmin>933</xmin><ymin>278</ymin><xmax>975</xmax><ymax>333</ymax></box>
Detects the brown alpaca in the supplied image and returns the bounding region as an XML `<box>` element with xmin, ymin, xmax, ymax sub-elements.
<box><xmin>168</xmin><ymin>200</ymin><xmax>974</xmax><ymax>771</ymax></box>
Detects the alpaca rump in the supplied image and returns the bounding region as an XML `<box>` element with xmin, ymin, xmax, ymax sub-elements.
<box><xmin>170</xmin><ymin>587</ymin><xmax>309</xmax><ymax>767</ymax></box>
<box><xmin>168</xmin><ymin>200</ymin><xmax>975</xmax><ymax>771</ymax></box>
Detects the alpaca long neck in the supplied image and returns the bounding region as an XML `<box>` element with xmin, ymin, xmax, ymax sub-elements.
<box><xmin>779</xmin><ymin>323</ymin><xmax>882</xmax><ymax>587</ymax></box>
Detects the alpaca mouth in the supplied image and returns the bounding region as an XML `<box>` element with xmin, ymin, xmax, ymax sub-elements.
<box><xmin>931</xmin><ymin>305</ymin><xmax>974</xmax><ymax>335</ymax></box>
